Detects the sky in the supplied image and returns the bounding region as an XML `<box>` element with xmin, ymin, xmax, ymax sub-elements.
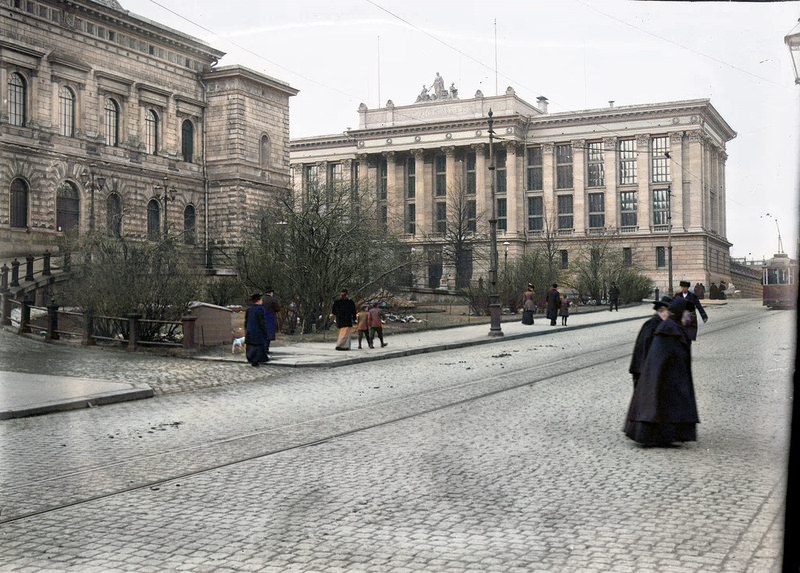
<box><xmin>121</xmin><ymin>0</ymin><xmax>800</xmax><ymax>261</ymax></box>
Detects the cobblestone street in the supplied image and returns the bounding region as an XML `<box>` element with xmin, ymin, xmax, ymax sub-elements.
<box><xmin>0</xmin><ymin>301</ymin><xmax>792</xmax><ymax>572</ymax></box>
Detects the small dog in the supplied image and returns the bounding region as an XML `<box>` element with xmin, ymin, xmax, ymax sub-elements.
<box><xmin>232</xmin><ymin>336</ymin><xmax>246</xmax><ymax>354</ymax></box>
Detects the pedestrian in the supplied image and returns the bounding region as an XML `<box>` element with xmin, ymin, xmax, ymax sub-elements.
<box><xmin>244</xmin><ymin>292</ymin><xmax>269</xmax><ymax>367</ymax></box>
<box><xmin>624</xmin><ymin>296</ymin><xmax>699</xmax><ymax>446</ymax></box>
<box><xmin>693</xmin><ymin>282</ymin><xmax>703</xmax><ymax>299</ymax></box>
<box><xmin>628</xmin><ymin>296</ymin><xmax>672</xmax><ymax>388</ymax></box>
<box><xmin>709</xmin><ymin>282</ymin><xmax>719</xmax><ymax>300</ymax></box>
<box><xmin>356</xmin><ymin>304</ymin><xmax>373</xmax><ymax>349</ymax></box>
<box><xmin>559</xmin><ymin>295</ymin><xmax>570</xmax><ymax>325</ymax></box>
<box><xmin>331</xmin><ymin>289</ymin><xmax>357</xmax><ymax>351</ymax></box>
<box><xmin>545</xmin><ymin>283</ymin><xmax>561</xmax><ymax>326</ymax></box>
<box><xmin>261</xmin><ymin>286</ymin><xmax>280</xmax><ymax>357</ymax></box>
<box><xmin>675</xmin><ymin>280</ymin><xmax>708</xmax><ymax>341</ymax></box>
<box><xmin>368</xmin><ymin>302</ymin><xmax>388</xmax><ymax>347</ymax></box>
<box><xmin>609</xmin><ymin>281</ymin><xmax>620</xmax><ymax>312</ymax></box>
<box><xmin>718</xmin><ymin>280</ymin><xmax>727</xmax><ymax>300</ymax></box>
<box><xmin>521</xmin><ymin>290</ymin><xmax>535</xmax><ymax>325</ymax></box>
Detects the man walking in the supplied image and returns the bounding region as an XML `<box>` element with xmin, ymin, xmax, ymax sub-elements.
<box><xmin>609</xmin><ymin>281</ymin><xmax>620</xmax><ymax>312</ymax></box>
<box><xmin>545</xmin><ymin>283</ymin><xmax>561</xmax><ymax>326</ymax></box>
<box><xmin>331</xmin><ymin>289</ymin><xmax>357</xmax><ymax>351</ymax></box>
<box><xmin>676</xmin><ymin>280</ymin><xmax>708</xmax><ymax>341</ymax></box>
<box><xmin>368</xmin><ymin>302</ymin><xmax>388</xmax><ymax>348</ymax></box>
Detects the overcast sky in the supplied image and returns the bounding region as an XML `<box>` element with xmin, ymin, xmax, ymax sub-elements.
<box><xmin>123</xmin><ymin>0</ymin><xmax>800</xmax><ymax>261</ymax></box>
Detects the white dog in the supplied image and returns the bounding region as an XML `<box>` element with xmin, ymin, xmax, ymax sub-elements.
<box><xmin>232</xmin><ymin>336</ymin><xmax>246</xmax><ymax>354</ymax></box>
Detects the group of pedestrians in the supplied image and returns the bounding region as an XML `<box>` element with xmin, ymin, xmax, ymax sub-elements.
<box><xmin>331</xmin><ymin>289</ymin><xmax>388</xmax><ymax>351</ymax></box>
<box><xmin>244</xmin><ymin>288</ymin><xmax>280</xmax><ymax>367</ymax></box>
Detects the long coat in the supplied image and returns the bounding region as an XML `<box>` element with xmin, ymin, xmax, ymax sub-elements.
<box><xmin>545</xmin><ymin>288</ymin><xmax>561</xmax><ymax>321</ymax></box>
<box><xmin>675</xmin><ymin>291</ymin><xmax>707</xmax><ymax>340</ymax></box>
<box><xmin>262</xmin><ymin>294</ymin><xmax>280</xmax><ymax>341</ymax></box>
<box><xmin>628</xmin><ymin>314</ymin><xmax>663</xmax><ymax>386</ymax></box>
<box><xmin>624</xmin><ymin>318</ymin><xmax>699</xmax><ymax>445</ymax></box>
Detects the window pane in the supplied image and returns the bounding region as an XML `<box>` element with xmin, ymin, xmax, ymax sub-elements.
<box><xmin>465</xmin><ymin>152</ymin><xmax>476</xmax><ymax>194</ymax></box>
<box><xmin>105</xmin><ymin>99</ymin><xmax>119</xmax><ymax>146</ymax></box>
<box><xmin>147</xmin><ymin>199</ymin><xmax>161</xmax><ymax>241</ymax></box>
<box><xmin>9</xmin><ymin>73</ymin><xmax>26</xmax><ymax>127</ymax></box>
<box><xmin>107</xmin><ymin>193</ymin><xmax>122</xmax><ymax>237</ymax></box>
<box><xmin>435</xmin><ymin>155</ymin><xmax>446</xmax><ymax>196</ymax></box>
<box><xmin>528</xmin><ymin>196</ymin><xmax>543</xmax><ymax>231</ymax></box>
<box><xmin>497</xmin><ymin>198</ymin><xmax>507</xmax><ymax>231</ymax></box>
<box><xmin>651</xmin><ymin>136</ymin><xmax>670</xmax><ymax>183</ymax></box>
<box><xmin>588</xmin><ymin>192</ymin><xmax>605</xmax><ymax>228</ymax></box>
<box><xmin>435</xmin><ymin>202</ymin><xmax>446</xmax><ymax>233</ymax></box>
<box><xmin>406</xmin><ymin>157</ymin><xmax>416</xmax><ymax>198</ymax></box>
<box><xmin>184</xmin><ymin>205</ymin><xmax>196</xmax><ymax>244</ymax></box>
<box><xmin>10</xmin><ymin>178</ymin><xmax>28</xmax><ymax>228</ymax></box>
<box><xmin>620</xmin><ymin>191</ymin><xmax>638</xmax><ymax>227</ymax></box>
<box><xmin>556</xmin><ymin>144</ymin><xmax>573</xmax><ymax>189</ymax></box>
<box><xmin>182</xmin><ymin>120</ymin><xmax>194</xmax><ymax>162</ymax></box>
<box><xmin>145</xmin><ymin>110</ymin><xmax>158</xmax><ymax>155</ymax></box>
<box><xmin>527</xmin><ymin>147</ymin><xmax>543</xmax><ymax>191</ymax></box>
<box><xmin>59</xmin><ymin>86</ymin><xmax>75</xmax><ymax>137</ymax></box>
<box><xmin>557</xmin><ymin>195</ymin><xmax>573</xmax><ymax>229</ymax></box>
<box><xmin>618</xmin><ymin>139</ymin><xmax>637</xmax><ymax>185</ymax></box>
<box><xmin>495</xmin><ymin>149</ymin><xmax>507</xmax><ymax>194</ymax></box>
<box><xmin>586</xmin><ymin>142</ymin><xmax>605</xmax><ymax>187</ymax></box>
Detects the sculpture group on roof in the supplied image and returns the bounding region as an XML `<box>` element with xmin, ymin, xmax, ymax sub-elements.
<box><xmin>416</xmin><ymin>72</ymin><xmax>459</xmax><ymax>103</ymax></box>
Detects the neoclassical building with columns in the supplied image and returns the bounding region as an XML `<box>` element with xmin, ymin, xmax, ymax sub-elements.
<box><xmin>290</xmin><ymin>85</ymin><xmax>736</xmax><ymax>292</ymax></box>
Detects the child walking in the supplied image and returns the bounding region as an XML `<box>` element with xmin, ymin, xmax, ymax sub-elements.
<box><xmin>559</xmin><ymin>295</ymin><xmax>570</xmax><ymax>326</ymax></box>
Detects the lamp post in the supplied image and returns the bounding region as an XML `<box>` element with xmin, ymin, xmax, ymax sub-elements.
<box><xmin>487</xmin><ymin>109</ymin><xmax>503</xmax><ymax>336</ymax></box>
<box><xmin>80</xmin><ymin>165</ymin><xmax>105</xmax><ymax>233</ymax></box>
<box><xmin>667</xmin><ymin>180</ymin><xmax>673</xmax><ymax>296</ymax></box>
<box><xmin>153</xmin><ymin>176</ymin><xmax>177</xmax><ymax>238</ymax></box>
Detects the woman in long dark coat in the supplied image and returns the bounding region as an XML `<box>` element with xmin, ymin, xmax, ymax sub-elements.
<box><xmin>628</xmin><ymin>296</ymin><xmax>672</xmax><ymax>387</ymax></box>
<box><xmin>245</xmin><ymin>293</ymin><xmax>270</xmax><ymax>366</ymax></box>
<box><xmin>545</xmin><ymin>284</ymin><xmax>561</xmax><ymax>326</ymax></box>
<box><xmin>624</xmin><ymin>297</ymin><xmax>699</xmax><ymax>446</ymax></box>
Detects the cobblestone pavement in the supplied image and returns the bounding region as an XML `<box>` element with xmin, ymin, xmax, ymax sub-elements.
<box><xmin>0</xmin><ymin>301</ymin><xmax>792</xmax><ymax>572</ymax></box>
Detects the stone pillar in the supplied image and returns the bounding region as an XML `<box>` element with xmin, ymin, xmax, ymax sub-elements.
<box><xmin>686</xmin><ymin>132</ymin><xmax>704</xmax><ymax>231</ymax></box>
<box><xmin>82</xmin><ymin>311</ymin><xmax>96</xmax><ymax>346</ymax></box>
<box><xmin>1</xmin><ymin>264</ymin><xmax>8</xmax><ymax>292</ymax></box>
<box><xmin>182</xmin><ymin>315</ymin><xmax>197</xmax><ymax>349</ymax></box>
<box><xmin>126</xmin><ymin>313</ymin><xmax>141</xmax><ymax>351</ymax></box>
<box><xmin>572</xmin><ymin>140</ymin><xmax>585</xmax><ymax>234</ymax></box>
<box><xmin>0</xmin><ymin>292</ymin><xmax>10</xmax><ymax>326</ymax></box>
<box><xmin>385</xmin><ymin>152</ymin><xmax>402</xmax><ymax>234</ymax></box>
<box><xmin>636</xmin><ymin>135</ymin><xmax>651</xmax><ymax>231</ymax></box>
<box><xmin>19</xmin><ymin>294</ymin><xmax>31</xmax><ymax>334</ymax></box>
<box><xmin>719</xmin><ymin>150</ymin><xmax>728</xmax><ymax>238</ymax></box>
<box><xmin>669</xmin><ymin>132</ymin><xmax>684</xmax><ymax>232</ymax></box>
<box><xmin>25</xmin><ymin>255</ymin><xmax>34</xmax><ymax>282</ymax></box>
<box><xmin>46</xmin><ymin>301</ymin><xmax>59</xmax><ymax>342</ymax></box>
<box><xmin>541</xmin><ymin>144</ymin><xmax>555</xmax><ymax>229</ymax></box>
<box><xmin>42</xmin><ymin>251</ymin><xmax>51</xmax><ymax>276</ymax></box>
<box><xmin>10</xmin><ymin>259</ymin><xmax>20</xmax><ymax>288</ymax></box>
<box><xmin>603</xmin><ymin>138</ymin><xmax>618</xmax><ymax>229</ymax></box>
<box><xmin>505</xmin><ymin>142</ymin><xmax>521</xmax><ymax>236</ymax></box>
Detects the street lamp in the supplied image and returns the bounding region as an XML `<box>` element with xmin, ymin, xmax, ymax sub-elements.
<box><xmin>487</xmin><ymin>109</ymin><xmax>503</xmax><ymax>337</ymax></box>
<box><xmin>153</xmin><ymin>176</ymin><xmax>177</xmax><ymax>237</ymax></box>
<box><xmin>80</xmin><ymin>165</ymin><xmax>105</xmax><ymax>232</ymax></box>
<box><xmin>785</xmin><ymin>20</ymin><xmax>800</xmax><ymax>85</ymax></box>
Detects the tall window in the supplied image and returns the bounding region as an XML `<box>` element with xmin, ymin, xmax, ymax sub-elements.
<box><xmin>465</xmin><ymin>152</ymin><xmax>476</xmax><ymax>194</ymax></box>
<box><xmin>184</xmin><ymin>205</ymin><xmax>196</xmax><ymax>245</ymax></box>
<box><xmin>652</xmin><ymin>188</ymin><xmax>670</xmax><ymax>226</ymax></box>
<box><xmin>555</xmin><ymin>144</ymin><xmax>573</xmax><ymax>189</ymax></box>
<box><xmin>406</xmin><ymin>203</ymin><xmax>416</xmax><ymax>235</ymax></box>
<box><xmin>8</xmin><ymin>72</ymin><xmax>26</xmax><ymax>127</ymax></box>
<box><xmin>181</xmin><ymin>120</ymin><xmax>194</xmax><ymax>162</ymax></box>
<box><xmin>259</xmin><ymin>134</ymin><xmax>271</xmax><ymax>168</ymax></box>
<box><xmin>620</xmin><ymin>191</ymin><xmax>638</xmax><ymax>227</ymax></box>
<box><xmin>586</xmin><ymin>141</ymin><xmax>605</xmax><ymax>187</ymax></box>
<box><xmin>527</xmin><ymin>147</ymin><xmax>542</xmax><ymax>190</ymax></box>
<box><xmin>528</xmin><ymin>196</ymin><xmax>543</xmax><ymax>231</ymax></box>
<box><xmin>328</xmin><ymin>163</ymin><xmax>344</xmax><ymax>189</ymax></box>
<box><xmin>467</xmin><ymin>200</ymin><xmax>476</xmax><ymax>233</ymax></box>
<box><xmin>147</xmin><ymin>199</ymin><xmax>161</xmax><ymax>241</ymax></box>
<box><xmin>406</xmin><ymin>156</ymin><xmax>416</xmax><ymax>198</ymax></box>
<box><xmin>56</xmin><ymin>182</ymin><xmax>80</xmax><ymax>233</ymax></box>
<box><xmin>145</xmin><ymin>109</ymin><xmax>158</xmax><ymax>155</ymax></box>
<box><xmin>435</xmin><ymin>155</ymin><xmax>446</xmax><ymax>196</ymax></box>
<box><xmin>495</xmin><ymin>149</ymin><xmax>507</xmax><ymax>194</ymax></box>
<box><xmin>588</xmin><ymin>193</ymin><xmax>605</xmax><ymax>228</ymax></box>
<box><xmin>107</xmin><ymin>193</ymin><xmax>122</xmax><ymax>237</ymax></box>
<box><xmin>10</xmin><ymin>178</ymin><xmax>28</xmax><ymax>228</ymax></box>
<box><xmin>304</xmin><ymin>164</ymin><xmax>319</xmax><ymax>191</ymax></box>
<box><xmin>560</xmin><ymin>249</ymin><xmax>569</xmax><ymax>270</ymax></box>
<box><xmin>58</xmin><ymin>85</ymin><xmax>75</xmax><ymax>137</ymax></box>
<box><xmin>378</xmin><ymin>157</ymin><xmax>388</xmax><ymax>199</ymax></box>
<box><xmin>656</xmin><ymin>246</ymin><xmax>666</xmax><ymax>268</ymax></box>
<box><xmin>623</xmin><ymin>247</ymin><xmax>632</xmax><ymax>267</ymax></box>
<box><xmin>618</xmin><ymin>139</ymin><xmax>637</xmax><ymax>185</ymax></box>
<box><xmin>435</xmin><ymin>201</ymin><xmax>447</xmax><ymax>234</ymax></box>
<box><xmin>557</xmin><ymin>194</ymin><xmax>573</xmax><ymax>230</ymax></box>
<box><xmin>104</xmin><ymin>98</ymin><xmax>119</xmax><ymax>146</ymax></box>
<box><xmin>497</xmin><ymin>198</ymin><xmax>507</xmax><ymax>232</ymax></box>
<box><xmin>651</xmin><ymin>136</ymin><xmax>670</xmax><ymax>183</ymax></box>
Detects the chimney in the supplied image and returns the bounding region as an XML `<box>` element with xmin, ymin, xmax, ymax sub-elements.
<box><xmin>609</xmin><ymin>100</ymin><xmax>615</xmax><ymax>108</ymax></box>
<box><xmin>536</xmin><ymin>96</ymin><xmax>549</xmax><ymax>113</ymax></box>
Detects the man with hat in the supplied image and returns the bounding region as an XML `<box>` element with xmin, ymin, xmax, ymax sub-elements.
<box><xmin>629</xmin><ymin>296</ymin><xmax>672</xmax><ymax>387</ymax></box>
<box><xmin>676</xmin><ymin>280</ymin><xmax>707</xmax><ymax>341</ymax></box>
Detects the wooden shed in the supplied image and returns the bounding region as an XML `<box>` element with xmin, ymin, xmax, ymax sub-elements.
<box><xmin>188</xmin><ymin>302</ymin><xmax>235</xmax><ymax>347</ymax></box>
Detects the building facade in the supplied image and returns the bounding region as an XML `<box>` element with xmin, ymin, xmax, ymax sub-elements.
<box><xmin>290</xmin><ymin>84</ymin><xmax>736</xmax><ymax>293</ymax></box>
<box><xmin>0</xmin><ymin>0</ymin><xmax>297</xmax><ymax>269</ymax></box>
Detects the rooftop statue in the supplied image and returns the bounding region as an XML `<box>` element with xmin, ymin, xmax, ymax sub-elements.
<box><xmin>414</xmin><ymin>74</ymin><xmax>459</xmax><ymax>103</ymax></box>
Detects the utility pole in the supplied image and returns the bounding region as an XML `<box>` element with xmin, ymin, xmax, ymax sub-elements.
<box><xmin>487</xmin><ymin>109</ymin><xmax>503</xmax><ymax>337</ymax></box>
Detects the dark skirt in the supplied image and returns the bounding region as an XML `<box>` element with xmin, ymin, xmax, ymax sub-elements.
<box><xmin>624</xmin><ymin>420</ymin><xmax>696</xmax><ymax>445</ymax></box>
<box><xmin>521</xmin><ymin>310</ymin><xmax>534</xmax><ymax>325</ymax></box>
<box><xmin>246</xmin><ymin>343</ymin><xmax>268</xmax><ymax>365</ymax></box>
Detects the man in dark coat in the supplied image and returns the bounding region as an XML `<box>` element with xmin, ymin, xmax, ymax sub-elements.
<box><xmin>245</xmin><ymin>293</ymin><xmax>270</xmax><ymax>366</ymax></box>
<box><xmin>261</xmin><ymin>286</ymin><xmax>280</xmax><ymax>356</ymax></box>
<box><xmin>609</xmin><ymin>281</ymin><xmax>620</xmax><ymax>312</ymax></box>
<box><xmin>331</xmin><ymin>289</ymin><xmax>357</xmax><ymax>350</ymax></box>
<box><xmin>675</xmin><ymin>280</ymin><xmax>708</xmax><ymax>341</ymax></box>
<box><xmin>628</xmin><ymin>296</ymin><xmax>672</xmax><ymax>388</ymax></box>
<box><xmin>624</xmin><ymin>297</ymin><xmax>699</xmax><ymax>446</ymax></box>
<box><xmin>545</xmin><ymin>283</ymin><xmax>561</xmax><ymax>326</ymax></box>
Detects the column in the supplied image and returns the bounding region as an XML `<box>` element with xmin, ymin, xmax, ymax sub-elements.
<box><xmin>669</xmin><ymin>132</ymin><xmax>684</xmax><ymax>232</ymax></box>
<box><xmin>541</xmin><ymin>144</ymin><xmax>555</xmax><ymax>229</ymax></box>
<box><xmin>505</xmin><ymin>142</ymin><xmax>522</xmax><ymax>236</ymax></box>
<box><xmin>719</xmin><ymin>150</ymin><xmax>728</xmax><ymax>238</ymax></box>
<box><xmin>636</xmin><ymin>135</ymin><xmax>651</xmax><ymax>231</ymax></box>
<box><xmin>416</xmin><ymin>150</ymin><xmax>431</xmax><ymax>235</ymax></box>
<box><xmin>686</xmin><ymin>132</ymin><xmax>704</xmax><ymax>231</ymax></box>
<box><xmin>385</xmin><ymin>152</ymin><xmax>402</xmax><ymax>234</ymax></box>
<box><xmin>603</xmin><ymin>138</ymin><xmax>618</xmax><ymax>229</ymax></box>
<box><xmin>572</xmin><ymin>140</ymin><xmax>585</xmax><ymax>235</ymax></box>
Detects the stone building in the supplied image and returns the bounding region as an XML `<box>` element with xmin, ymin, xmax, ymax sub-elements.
<box><xmin>290</xmin><ymin>83</ymin><xmax>736</xmax><ymax>293</ymax></box>
<box><xmin>0</xmin><ymin>0</ymin><xmax>297</xmax><ymax>269</ymax></box>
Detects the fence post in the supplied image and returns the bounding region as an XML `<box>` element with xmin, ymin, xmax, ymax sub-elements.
<box><xmin>10</xmin><ymin>258</ymin><xmax>20</xmax><ymax>287</ymax></box>
<box><xmin>82</xmin><ymin>311</ymin><xmax>96</xmax><ymax>346</ymax></box>
<box><xmin>181</xmin><ymin>315</ymin><xmax>197</xmax><ymax>349</ymax></box>
<box><xmin>1</xmin><ymin>264</ymin><xmax>8</xmax><ymax>292</ymax></box>
<box><xmin>43</xmin><ymin>251</ymin><xmax>51</xmax><ymax>276</ymax></box>
<box><xmin>19</xmin><ymin>293</ymin><xmax>32</xmax><ymax>334</ymax></box>
<box><xmin>46</xmin><ymin>300</ymin><xmax>59</xmax><ymax>341</ymax></box>
<box><xmin>0</xmin><ymin>291</ymin><xmax>10</xmax><ymax>326</ymax></box>
<box><xmin>126</xmin><ymin>313</ymin><xmax>141</xmax><ymax>351</ymax></box>
<box><xmin>25</xmin><ymin>255</ymin><xmax>34</xmax><ymax>282</ymax></box>
<box><xmin>63</xmin><ymin>251</ymin><xmax>71</xmax><ymax>272</ymax></box>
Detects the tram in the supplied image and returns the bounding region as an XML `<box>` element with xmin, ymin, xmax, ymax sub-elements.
<box><xmin>762</xmin><ymin>253</ymin><xmax>798</xmax><ymax>309</ymax></box>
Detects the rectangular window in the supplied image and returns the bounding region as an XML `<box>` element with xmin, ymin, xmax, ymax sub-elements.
<box><xmin>497</xmin><ymin>198</ymin><xmax>507</xmax><ymax>232</ymax></box>
<box><xmin>620</xmin><ymin>191</ymin><xmax>638</xmax><ymax>227</ymax></box>
<box><xmin>495</xmin><ymin>149</ymin><xmax>507</xmax><ymax>194</ymax></box>
<box><xmin>560</xmin><ymin>249</ymin><xmax>569</xmax><ymax>270</ymax></box>
<box><xmin>304</xmin><ymin>164</ymin><xmax>319</xmax><ymax>190</ymax></box>
<box><xmin>556</xmin><ymin>144</ymin><xmax>573</xmax><ymax>189</ymax></box>
<box><xmin>406</xmin><ymin>203</ymin><xmax>416</xmax><ymax>235</ymax></box>
<box><xmin>378</xmin><ymin>157</ymin><xmax>388</xmax><ymax>199</ymax></box>
<box><xmin>527</xmin><ymin>146</ymin><xmax>543</xmax><ymax>190</ymax></box>
<box><xmin>465</xmin><ymin>152</ymin><xmax>476</xmax><ymax>194</ymax></box>
<box><xmin>623</xmin><ymin>247</ymin><xmax>632</xmax><ymax>267</ymax></box>
<box><xmin>588</xmin><ymin>192</ymin><xmax>605</xmax><ymax>228</ymax></box>
<box><xmin>406</xmin><ymin>156</ymin><xmax>416</xmax><ymax>198</ymax></box>
<box><xmin>528</xmin><ymin>196</ymin><xmax>543</xmax><ymax>231</ymax></box>
<box><xmin>435</xmin><ymin>202</ymin><xmax>447</xmax><ymax>234</ymax></box>
<box><xmin>656</xmin><ymin>246</ymin><xmax>666</xmax><ymax>268</ymax></box>
<box><xmin>586</xmin><ymin>141</ymin><xmax>605</xmax><ymax>187</ymax></box>
<box><xmin>651</xmin><ymin>136</ymin><xmax>670</xmax><ymax>183</ymax></box>
<box><xmin>328</xmin><ymin>163</ymin><xmax>344</xmax><ymax>187</ymax></box>
<box><xmin>435</xmin><ymin>155</ymin><xmax>447</xmax><ymax>196</ymax></box>
<box><xmin>467</xmin><ymin>200</ymin><xmax>476</xmax><ymax>233</ymax></box>
<box><xmin>557</xmin><ymin>194</ymin><xmax>573</xmax><ymax>230</ymax></box>
<box><xmin>618</xmin><ymin>139</ymin><xmax>638</xmax><ymax>185</ymax></box>
<box><xmin>652</xmin><ymin>188</ymin><xmax>670</xmax><ymax>226</ymax></box>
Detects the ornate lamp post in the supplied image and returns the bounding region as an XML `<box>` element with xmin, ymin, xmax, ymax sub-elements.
<box><xmin>487</xmin><ymin>109</ymin><xmax>503</xmax><ymax>336</ymax></box>
<box><xmin>153</xmin><ymin>176</ymin><xmax>177</xmax><ymax>238</ymax></box>
<box><xmin>80</xmin><ymin>165</ymin><xmax>105</xmax><ymax>232</ymax></box>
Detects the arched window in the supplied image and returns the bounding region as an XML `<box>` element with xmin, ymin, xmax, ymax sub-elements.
<box><xmin>10</xmin><ymin>178</ymin><xmax>28</xmax><ymax>228</ymax></box>
<box><xmin>183</xmin><ymin>204</ymin><xmax>196</xmax><ymax>245</ymax></box>
<box><xmin>259</xmin><ymin>134</ymin><xmax>271</xmax><ymax>168</ymax></box>
<box><xmin>107</xmin><ymin>193</ymin><xmax>122</xmax><ymax>237</ymax></box>
<box><xmin>56</xmin><ymin>181</ymin><xmax>80</xmax><ymax>233</ymax></box>
<box><xmin>58</xmin><ymin>85</ymin><xmax>75</xmax><ymax>137</ymax></box>
<box><xmin>147</xmin><ymin>199</ymin><xmax>161</xmax><ymax>241</ymax></box>
<box><xmin>145</xmin><ymin>109</ymin><xmax>158</xmax><ymax>155</ymax></box>
<box><xmin>181</xmin><ymin>119</ymin><xmax>194</xmax><ymax>163</ymax></box>
<box><xmin>8</xmin><ymin>72</ymin><xmax>26</xmax><ymax>127</ymax></box>
<box><xmin>104</xmin><ymin>98</ymin><xmax>119</xmax><ymax>146</ymax></box>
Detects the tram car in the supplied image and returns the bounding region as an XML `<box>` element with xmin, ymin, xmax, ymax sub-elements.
<box><xmin>762</xmin><ymin>253</ymin><xmax>798</xmax><ymax>309</ymax></box>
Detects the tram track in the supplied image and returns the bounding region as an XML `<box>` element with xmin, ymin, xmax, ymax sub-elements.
<box><xmin>0</xmin><ymin>308</ymin><xmax>774</xmax><ymax>524</ymax></box>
